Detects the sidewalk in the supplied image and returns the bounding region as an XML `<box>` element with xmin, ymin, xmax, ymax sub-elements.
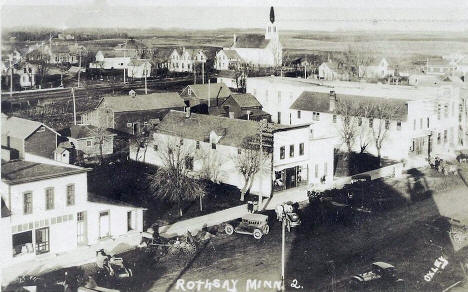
<box><xmin>1</xmin><ymin>232</ymin><xmax>141</xmax><ymax>287</ymax></box>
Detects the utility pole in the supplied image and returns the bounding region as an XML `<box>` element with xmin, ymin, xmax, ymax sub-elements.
<box><xmin>281</xmin><ymin>212</ymin><xmax>286</xmax><ymax>291</ymax></box>
<box><xmin>193</xmin><ymin>62</ymin><xmax>196</xmax><ymax>84</ymax></box>
<box><xmin>202</xmin><ymin>61</ymin><xmax>205</xmax><ymax>84</ymax></box>
<box><xmin>144</xmin><ymin>62</ymin><xmax>148</xmax><ymax>95</ymax></box>
<box><xmin>207</xmin><ymin>79</ymin><xmax>211</xmax><ymax>107</ymax></box>
<box><xmin>77</xmin><ymin>48</ymin><xmax>82</xmax><ymax>88</ymax></box>
<box><xmin>71</xmin><ymin>87</ymin><xmax>77</xmax><ymax>125</ymax></box>
<box><xmin>9</xmin><ymin>54</ymin><xmax>13</xmax><ymax>97</ymax></box>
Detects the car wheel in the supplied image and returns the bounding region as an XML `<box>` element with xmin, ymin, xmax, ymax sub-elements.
<box><xmin>253</xmin><ymin>229</ymin><xmax>263</xmax><ymax>240</ymax></box>
<box><xmin>225</xmin><ymin>224</ymin><xmax>234</xmax><ymax>235</ymax></box>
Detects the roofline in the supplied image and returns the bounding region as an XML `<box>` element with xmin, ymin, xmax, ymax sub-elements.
<box><xmin>3</xmin><ymin>168</ymin><xmax>90</xmax><ymax>185</ymax></box>
<box><xmin>273</xmin><ymin>123</ymin><xmax>311</xmax><ymax>133</ymax></box>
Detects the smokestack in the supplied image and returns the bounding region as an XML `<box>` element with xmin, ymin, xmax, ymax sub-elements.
<box><xmin>329</xmin><ymin>90</ymin><xmax>337</xmax><ymax>112</ymax></box>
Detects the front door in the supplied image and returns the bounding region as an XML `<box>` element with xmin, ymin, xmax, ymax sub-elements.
<box><xmin>77</xmin><ymin>211</ymin><xmax>88</xmax><ymax>246</ymax></box>
<box><xmin>285</xmin><ymin>167</ymin><xmax>297</xmax><ymax>189</ymax></box>
<box><xmin>35</xmin><ymin>227</ymin><xmax>49</xmax><ymax>254</ymax></box>
<box><xmin>99</xmin><ymin>211</ymin><xmax>110</xmax><ymax>239</ymax></box>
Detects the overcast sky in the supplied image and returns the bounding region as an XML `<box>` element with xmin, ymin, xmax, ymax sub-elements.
<box><xmin>1</xmin><ymin>0</ymin><xmax>467</xmax><ymax>31</ymax></box>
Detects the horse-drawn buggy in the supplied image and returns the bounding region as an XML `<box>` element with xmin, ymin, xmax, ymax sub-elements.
<box><xmin>428</xmin><ymin>155</ymin><xmax>458</xmax><ymax>175</ymax></box>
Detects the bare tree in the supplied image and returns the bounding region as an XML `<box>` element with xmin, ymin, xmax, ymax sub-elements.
<box><xmin>356</xmin><ymin>102</ymin><xmax>374</xmax><ymax>154</ymax></box>
<box><xmin>150</xmin><ymin>137</ymin><xmax>206</xmax><ymax>216</ymax></box>
<box><xmin>232</xmin><ymin>126</ymin><xmax>271</xmax><ymax>201</ymax></box>
<box><xmin>339</xmin><ymin>45</ymin><xmax>375</xmax><ymax>79</ymax></box>
<box><xmin>367</xmin><ymin>103</ymin><xmax>403</xmax><ymax>165</ymax></box>
<box><xmin>28</xmin><ymin>47</ymin><xmax>51</xmax><ymax>88</ymax></box>
<box><xmin>334</xmin><ymin>99</ymin><xmax>359</xmax><ymax>154</ymax></box>
<box><xmin>90</xmin><ymin>126</ymin><xmax>113</xmax><ymax>165</ymax></box>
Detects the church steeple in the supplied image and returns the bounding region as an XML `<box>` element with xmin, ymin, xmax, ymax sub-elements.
<box><xmin>265</xmin><ymin>6</ymin><xmax>278</xmax><ymax>40</ymax></box>
<box><xmin>270</xmin><ymin>6</ymin><xmax>275</xmax><ymax>23</ymax></box>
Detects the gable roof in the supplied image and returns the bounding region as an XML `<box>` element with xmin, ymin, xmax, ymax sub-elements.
<box><xmin>1</xmin><ymin>115</ymin><xmax>59</xmax><ymax>140</ymax></box>
<box><xmin>98</xmin><ymin>92</ymin><xmax>185</xmax><ymax>113</ymax></box>
<box><xmin>153</xmin><ymin>48</ymin><xmax>173</xmax><ymax>60</ymax></box>
<box><xmin>60</xmin><ymin>125</ymin><xmax>115</xmax><ymax>139</ymax></box>
<box><xmin>232</xmin><ymin>34</ymin><xmax>270</xmax><ymax>49</ymax></box>
<box><xmin>1</xmin><ymin>159</ymin><xmax>87</xmax><ymax>185</ymax></box>
<box><xmin>156</xmin><ymin>110</ymin><xmax>295</xmax><ymax>148</ymax></box>
<box><xmin>128</xmin><ymin>59</ymin><xmax>151</xmax><ymax>66</ymax></box>
<box><xmin>185</xmin><ymin>83</ymin><xmax>232</xmax><ymax>101</ymax></box>
<box><xmin>223</xmin><ymin>49</ymin><xmax>243</xmax><ymax>60</ymax></box>
<box><xmin>226</xmin><ymin>93</ymin><xmax>262</xmax><ymax>108</ymax></box>
<box><xmin>290</xmin><ymin>91</ymin><xmax>408</xmax><ymax>121</ymax></box>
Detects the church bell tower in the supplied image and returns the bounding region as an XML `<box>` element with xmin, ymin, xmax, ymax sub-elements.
<box><xmin>265</xmin><ymin>6</ymin><xmax>278</xmax><ymax>40</ymax></box>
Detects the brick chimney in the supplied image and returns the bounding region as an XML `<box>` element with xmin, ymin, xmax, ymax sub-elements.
<box><xmin>329</xmin><ymin>90</ymin><xmax>337</xmax><ymax>112</ymax></box>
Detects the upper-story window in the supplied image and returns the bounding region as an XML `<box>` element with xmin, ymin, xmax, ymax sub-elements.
<box><xmin>437</xmin><ymin>104</ymin><xmax>441</xmax><ymax>120</ymax></box>
<box><xmin>23</xmin><ymin>192</ymin><xmax>33</xmax><ymax>215</ymax></box>
<box><xmin>66</xmin><ymin>184</ymin><xmax>75</xmax><ymax>206</ymax></box>
<box><xmin>444</xmin><ymin>104</ymin><xmax>449</xmax><ymax>118</ymax></box>
<box><xmin>297</xmin><ymin>111</ymin><xmax>301</xmax><ymax>119</ymax></box>
<box><xmin>45</xmin><ymin>187</ymin><xmax>55</xmax><ymax>210</ymax></box>
<box><xmin>313</xmin><ymin>112</ymin><xmax>320</xmax><ymax>121</ymax></box>
<box><xmin>211</xmin><ymin>143</ymin><xmax>216</xmax><ymax>150</ymax></box>
<box><xmin>427</xmin><ymin>117</ymin><xmax>430</xmax><ymax>128</ymax></box>
<box><xmin>289</xmin><ymin>145</ymin><xmax>294</xmax><ymax>158</ymax></box>
<box><xmin>299</xmin><ymin>143</ymin><xmax>304</xmax><ymax>156</ymax></box>
<box><xmin>333</xmin><ymin>115</ymin><xmax>337</xmax><ymax>123</ymax></box>
<box><xmin>86</xmin><ymin>140</ymin><xmax>92</xmax><ymax>147</ymax></box>
<box><xmin>280</xmin><ymin>146</ymin><xmax>285</xmax><ymax>159</ymax></box>
<box><xmin>397</xmin><ymin>121</ymin><xmax>402</xmax><ymax>131</ymax></box>
<box><xmin>196</xmin><ymin>141</ymin><xmax>200</xmax><ymax>149</ymax></box>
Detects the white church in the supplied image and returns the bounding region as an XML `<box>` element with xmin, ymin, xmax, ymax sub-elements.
<box><xmin>215</xmin><ymin>6</ymin><xmax>283</xmax><ymax>69</ymax></box>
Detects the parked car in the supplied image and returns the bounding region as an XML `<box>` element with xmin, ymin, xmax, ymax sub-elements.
<box><xmin>348</xmin><ymin>262</ymin><xmax>404</xmax><ymax>290</ymax></box>
<box><xmin>350</xmin><ymin>174</ymin><xmax>371</xmax><ymax>184</ymax></box>
<box><xmin>224</xmin><ymin>214</ymin><xmax>270</xmax><ymax>240</ymax></box>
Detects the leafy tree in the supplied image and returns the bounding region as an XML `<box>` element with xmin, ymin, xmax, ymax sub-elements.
<box><xmin>150</xmin><ymin>137</ymin><xmax>206</xmax><ymax>216</ymax></box>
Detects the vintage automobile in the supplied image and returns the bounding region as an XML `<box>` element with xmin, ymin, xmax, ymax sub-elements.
<box><xmin>348</xmin><ymin>262</ymin><xmax>404</xmax><ymax>290</ymax></box>
<box><xmin>350</xmin><ymin>174</ymin><xmax>372</xmax><ymax>184</ymax></box>
<box><xmin>224</xmin><ymin>213</ymin><xmax>270</xmax><ymax>240</ymax></box>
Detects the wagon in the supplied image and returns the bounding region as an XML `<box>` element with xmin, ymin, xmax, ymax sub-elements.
<box><xmin>224</xmin><ymin>213</ymin><xmax>270</xmax><ymax>240</ymax></box>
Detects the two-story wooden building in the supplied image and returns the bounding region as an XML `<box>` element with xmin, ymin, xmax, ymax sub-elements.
<box><xmin>59</xmin><ymin>125</ymin><xmax>116</xmax><ymax>159</ymax></box>
<box><xmin>0</xmin><ymin>157</ymin><xmax>144</xmax><ymax>267</ymax></box>
<box><xmin>130</xmin><ymin>110</ymin><xmax>334</xmax><ymax>202</ymax></box>
<box><xmin>180</xmin><ymin>83</ymin><xmax>232</xmax><ymax>114</ymax></box>
<box><xmin>1</xmin><ymin>114</ymin><xmax>59</xmax><ymax>160</ymax></box>
<box><xmin>218</xmin><ymin>93</ymin><xmax>271</xmax><ymax>121</ymax></box>
<box><xmin>81</xmin><ymin>90</ymin><xmax>186</xmax><ymax>135</ymax></box>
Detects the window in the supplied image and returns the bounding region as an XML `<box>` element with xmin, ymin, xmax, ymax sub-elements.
<box><xmin>180</xmin><ymin>139</ymin><xmax>184</xmax><ymax>145</ymax></box>
<box><xmin>211</xmin><ymin>143</ymin><xmax>216</xmax><ymax>150</ymax></box>
<box><xmin>313</xmin><ymin>112</ymin><xmax>320</xmax><ymax>121</ymax></box>
<box><xmin>297</xmin><ymin>111</ymin><xmax>301</xmax><ymax>119</ymax></box>
<box><xmin>444</xmin><ymin>104</ymin><xmax>449</xmax><ymax>118</ymax></box>
<box><xmin>23</xmin><ymin>192</ymin><xmax>33</xmax><ymax>215</ymax></box>
<box><xmin>168</xmin><ymin>148</ymin><xmax>173</xmax><ymax>155</ymax></box>
<box><xmin>280</xmin><ymin>146</ymin><xmax>285</xmax><ymax>159</ymax></box>
<box><xmin>385</xmin><ymin>120</ymin><xmax>390</xmax><ymax>130</ymax></box>
<box><xmin>358</xmin><ymin>117</ymin><xmax>362</xmax><ymax>126</ymax></box>
<box><xmin>185</xmin><ymin>156</ymin><xmax>194</xmax><ymax>170</ymax></box>
<box><xmin>66</xmin><ymin>184</ymin><xmax>75</xmax><ymax>206</ymax></box>
<box><xmin>299</xmin><ymin>143</ymin><xmax>304</xmax><ymax>156</ymax></box>
<box><xmin>420</xmin><ymin>118</ymin><xmax>423</xmax><ymax>129</ymax></box>
<box><xmin>289</xmin><ymin>145</ymin><xmax>294</xmax><ymax>158</ymax></box>
<box><xmin>444</xmin><ymin>130</ymin><xmax>448</xmax><ymax>143</ymax></box>
<box><xmin>23</xmin><ymin>68</ymin><xmax>27</xmax><ymax>73</ymax></box>
<box><xmin>437</xmin><ymin>133</ymin><xmax>441</xmax><ymax>144</ymax></box>
<box><xmin>315</xmin><ymin>164</ymin><xmax>319</xmax><ymax>178</ymax></box>
<box><xmin>153</xmin><ymin>144</ymin><xmax>158</xmax><ymax>151</ymax></box>
<box><xmin>333</xmin><ymin>115</ymin><xmax>337</xmax><ymax>123</ymax></box>
<box><xmin>45</xmin><ymin>188</ymin><xmax>54</xmax><ymax>210</ymax></box>
<box><xmin>238</xmin><ymin>148</ymin><xmax>242</xmax><ymax>155</ymax></box>
<box><xmin>127</xmin><ymin>122</ymin><xmax>132</xmax><ymax>128</ymax></box>
<box><xmin>277</xmin><ymin>112</ymin><xmax>281</xmax><ymax>124</ymax></box>
<box><xmin>196</xmin><ymin>141</ymin><xmax>200</xmax><ymax>149</ymax></box>
<box><xmin>86</xmin><ymin>140</ymin><xmax>92</xmax><ymax>147</ymax></box>
<box><xmin>427</xmin><ymin>117</ymin><xmax>430</xmax><ymax>128</ymax></box>
<box><xmin>277</xmin><ymin>91</ymin><xmax>281</xmax><ymax>103</ymax></box>
<box><xmin>77</xmin><ymin>212</ymin><xmax>84</xmax><ymax>222</ymax></box>
<box><xmin>437</xmin><ymin>104</ymin><xmax>441</xmax><ymax>120</ymax></box>
<box><xmin>369</xmin><ymin>118</ymin><xmax>374</xmax><ymax>128</ymax></box>
<box><xmin>397</xmin><ymin>121</ymin><xmax>402</xmax><ymax>131</ymax></box>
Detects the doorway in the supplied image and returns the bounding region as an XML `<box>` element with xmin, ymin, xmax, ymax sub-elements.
<box><xmin>99</xmin><ymin>211</ymin><xmax>110</xmax><ymax>239</ymax></box>
<box><xmin>77</xmin><ymin>211</ymin><xmax>88</xmax><ymax>246</ymax></box>
<box><xmin>35</xmin><ymin>227</ymin><xmax>50</xmax><ymax>254</ymax></box>
<box><xmin>285</xmin><ymin>167</ymin><xmax>297</xmax><ymax>189</ymax></box>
